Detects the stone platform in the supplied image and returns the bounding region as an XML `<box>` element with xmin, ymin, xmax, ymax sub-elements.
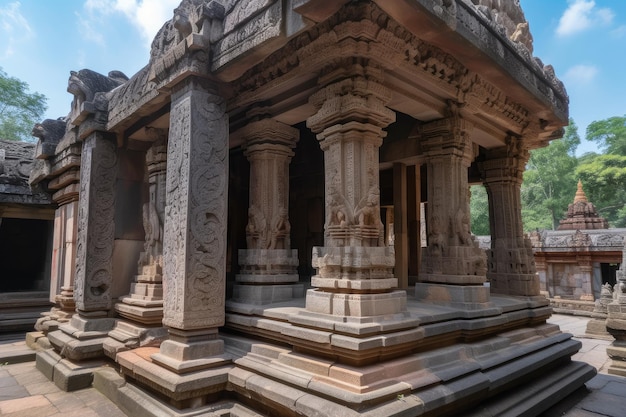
<box><xmin>92</xmin><ymin>295</ymin><xmax>597</xmax><ymax>415</ymax></box>
<box><xmin>0</xmin><ymin>313</ymin><xmax>624</xmax><ymax>417</ymax></box>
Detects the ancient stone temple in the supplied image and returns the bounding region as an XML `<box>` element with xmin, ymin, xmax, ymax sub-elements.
<box><xmin>530</xmin><ymin>181</ymin><xmax>624</xmax><ymax>317</ymax></box>
<box><xmin>26</xmin><ymin>0</ymin><xmax>597</xmax><ymax>415</ymax></box>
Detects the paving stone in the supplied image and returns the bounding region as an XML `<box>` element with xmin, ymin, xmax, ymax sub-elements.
<box><xmin>0</xmin><ymin>374</ymin><xmax>17</xmax><ymax>388</ymax></box>
<box><xmin>0</xmin><ymin>394</ymin><xmax>50</xmax><ymax>414</ymax></box>
<box><xmin>0</xmin><ymin>384</ymin><xmax>30</xmax><ymax>401</ymax></box>
<box><xmin>578</xmin><ymin>390</ymin><xmax>625</xmax><ymax>416</ymax></box>
<box><xmin>601</xmin><ymin>380</ymin><xmax>626</xmax><ymax>396</ymax></box>
<box><xmin>25</xmin><ymin>380</ymin><xmax>62</xmax><ymax>395</ymax></box>
<box><xmin>45</xmin><ymin>391</ymin><xmax>88</xmax><ymax>413</ymax></box>
<box><xmin>3</xmin><ymin>405</ymin><xmax>60</xmax><ymax>417</ymax></box>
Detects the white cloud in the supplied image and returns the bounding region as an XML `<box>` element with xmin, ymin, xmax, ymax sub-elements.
<box><xmin>564</xmin><ymin>64</ymin><xmax>598</xmax><ymax>84</ymax></box>
<box><xmin>79</xmin><ymin>0</ymin><xmax>179</xmax><ymax>48</ymax></box>
<box><xmin>611</xmin><ymin>25</ymin><xmax>626</xmax><ymax>38</ymax></box>
<box><xmin>0</xmin><ymin>2</ymin><xmax>34</xmax><ymax>58</ymax></box>
<box><xmin>556</xmin><ymin>0</ymin><xmax>614</xmax><ymax>37</ymax></box>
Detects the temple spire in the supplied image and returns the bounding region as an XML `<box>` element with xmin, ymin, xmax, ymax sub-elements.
<box><xmin>558</xmin><ymin>180</ymin><xmax>608</xmax><ymax>230</ymax></box>
<box><xmin>574</xmin><ymin>179</ymin><xmax>588</xmax><ymax>203</ymax></box>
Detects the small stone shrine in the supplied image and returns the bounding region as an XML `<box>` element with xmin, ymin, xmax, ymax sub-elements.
<box><xmin>26</xmin><ymin>0</ymin><xmax>596</xmax><ymax>415</ymax></box>
<box><xmin>530</xmin><ymin>181</ymin><xmax>624</xmax><ymax>317</ymax></box>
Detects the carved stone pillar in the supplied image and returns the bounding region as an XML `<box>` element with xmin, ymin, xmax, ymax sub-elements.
<box><xmin>104</xmin><ymin>131</ymin><xmax>168</xmax><ymax>358</ymax></box>
<box><xmin>416</xmin><ymin>107</ymin><xmax>488</xmax><ymax>305</ymax></box>
<box><xmin>303</xmin><ymin>62</ymin><xmax>408</xmax><ymax>319</ymax></box>
<box><xmin>148</xmin><ymin>76</ymin><xmax>229</xmax><ymax>373</ymax></box>
<box><xmin>47</xmin><ymin>132</ymin><xmax>118</xmax><ymax>361</ymax></box>
<box><xmin>34</xmin><ymin>174</ymin><xmax>80</xmax><ymax>334</ymax></box>
<box><xmin>232</xmin><ymin>119</ymin><xmax>301</xmax><ymax>305</ymax></box>
<box><xmin>577</xmin><ymin>256</ymin><xmax>594</xmax><ymax>300</ymax></box>
<box><xmin>480</xmin><ymin>136</ymin><xmax>538</xmax><ymax>297</ymax></box>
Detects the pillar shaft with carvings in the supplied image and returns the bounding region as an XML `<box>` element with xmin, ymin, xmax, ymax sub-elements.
<box><xmin>73</xmin><ymin>133</ymin><xmax>117</xmax><ymax>315</ymax></box>
<box><xmin>115</xmin><ymin>132</ymin><xmax>167</xmax><ymax>324</ymax></box>
<box><xmin>46</xmin><ymin>132</ymin><xmax>118</xmax><ymax>361</ymax></box>
<box><xmin>420</xmin><ymin>110</ymin><xmax>486</xmax><ymax>284</ymax></box>
<box><xmin>481</xmin><ymin>136</ymin><xmax>538</xmax><ymax>296</ymax></box>
<box><xmin>35</xmin><ymin>170</ymin><xmax>80</xmax><ymax>333</ymax></box>
<box><xmin>151</xmin><ymin>76</ymin><xmax>229</xmax><ymax>373</ymax></box>
<box><xmin>232</xmin><ymin>119</ymin><xmax>301</xmax><ymax>305</ymax></box>
<box><xmin>305</xmin><ymin>61</ymin><xmax>405</xmax><ymax>318</ymax></box>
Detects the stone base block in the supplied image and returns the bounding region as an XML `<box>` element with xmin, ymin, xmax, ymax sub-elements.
<box><xmin>232</xmin><ymin>282</ymin><xmax>304</xmax><ymax>305</ymax></box>
<box><xmin>94</xmin><ymin>366</ymin><xmax>259</xmax><ymax>417</ymax></box>
<box><xmin>585</xmin><ymin>318</ymin><xmax>613</xmax><ymax>339</ymax></box>
<box><xmin>312</xmin><ymin>246</ymin><xmax>396</xmax><ymax>289</ymax></box>
<box><xmin>48</xmin><ymin>315</ymin><xmax>116</xmax><ymax>361</ymax></box>
<box><xmin>36</xmin><ymin>349</ymin><xmax>104</xmax><ymax>391</ymax></box>
<box><xmin>25</xmin><ymin>331</ymin><xmax>46</xmax><ymax>350</ymax></box>
<box><xmin>238</xmin><ymin>249</ymin><xmax>299</xmax><ymax>275</ymax></box>
<box><xmin>117</xmin><ymin>347</ymin><xmax>231</xmax><ymax>407</ymax></box>
<box><xmin>0</xmin><ymin>339</ymin><xmax>36</xmax><ymax>364</ymax></box>
<box><xmin>235</xmin><ymin>273</ymin><xmax>300</xmax><ymax>284</ymax></box>
<box><xmin>304</xmin><ymin>288</ymin><xmax>407</xmax><ymax>317</ymax></box>
<box><xmin>489</xmin><ymin>272</ymin><xmax>540</xmax><ymax>297</ymax></box>
<box><xmin>151</xmin><ymin>338</ymin><xmax>230</xmax><ymax>374</ymax></box>
<box><xmin>419</xmin><ymin>272</ymin><xmax>486</xmax><ymax>285</ymax></box>
<box><xmin>415</xmin><ymin>282</ymin><xmax>492</xmax><ymax>308</ymax></box>
<box><xmin>115</xmin><ymin>301</ymin><xmax>164</xmax><ymax>325</ymax></box>
<box><xmin>103</xmin><ymin>320</ymin><xmax>168</xmax><ymax>360</ymax></box>
<box><xmin>606</xmin><ymin>345</ymin><xmax>626</xmax><ymax>376</ymax></box>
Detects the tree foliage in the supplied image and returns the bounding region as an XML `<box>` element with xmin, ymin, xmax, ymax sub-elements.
<box><xmin>576</xmin><ymin>153</ymin><xmax>626</xmax><ymax>227</ymax></box>
<box><xmin>586</xmin><ymin>115</ymin><xmax>626</xmax><ymax>155</ymax></box>
<box><xmin>470</xmin><ymin>185</ymin><xmax>490</xmax><ymax>236</ymax></box>
<box><xmin>521</xmin><ymin>118</ymin><xmax>580</xmax><ymax>231</ymax></box>
<box><xmin>0</xmin><ymin>67</ymin><xmax>47</xmax><ymax>142</ymax></box>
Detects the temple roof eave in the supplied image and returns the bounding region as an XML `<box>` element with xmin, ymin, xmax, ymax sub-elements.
<box><xmin>102</xmin><ymin>0</ymin><xmax>568</xmax><ymax>150</ymax></box>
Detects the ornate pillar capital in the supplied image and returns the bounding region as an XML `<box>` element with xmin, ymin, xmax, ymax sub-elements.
<box><xmin>421</xmin><ymin>105</ymin><xmax>475</xmax><ymax>167</ymax></box>
<box><xmin>307</xmin><ymin>63</ymin><xmax>395</xmax><ymax>135</ymax></box>
<box><xmin>241</xmin><ymin>118</ymin><xmax>299</xmax><ymax>155</ymax></box>
<box><xmin>480</xmin><ymin>134</ymin><xmax>529</xmax><ymax>184</ymax></box>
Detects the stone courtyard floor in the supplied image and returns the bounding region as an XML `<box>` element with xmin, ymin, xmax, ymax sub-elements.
<box><xmin>0</xmin><ymin>314</ymin><xmax>623</xmax><ymax>416</ymax></box>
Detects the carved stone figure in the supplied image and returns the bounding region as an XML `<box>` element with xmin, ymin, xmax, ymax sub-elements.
<box><xmin>269</xmin><ymin>208</ymin><xmax>290</xmax><ymax>250</ymax></box>
<box><xmin>31</xmin><ymin>118</ymin><xmax>66</xmax><ymax>159</ymax></box>
<box><xmin>246</xmin><ymin>204</ymin><xmax>268</xmax><ymax>249</ymax></box>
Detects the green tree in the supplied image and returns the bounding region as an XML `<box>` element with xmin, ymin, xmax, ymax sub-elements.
<box><xmin>586</xmin><ymin>115</ymin><xmax>626</xmax><ymax>155</ymax></box>
<box><xmin>576</xmin><ymin>153</ymin><xmax>626</xmax><ymax>227</ymax></box>
<box><xmin>521</xmin><ymin>118</ymin><xmax>580</xmax><ymax>231</ymax></box>
<box><xmin>0</xmin><ymin>67</ymin><xmax>47</xmax><ymax>141</ymax></box>
<box><xmin>470</xmin><ymin>185</ymin><xmax>490</xmax><ymax>236</ymax></box>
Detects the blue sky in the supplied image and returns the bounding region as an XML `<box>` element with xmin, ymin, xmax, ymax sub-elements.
<box><xmin>1</xmin><ymin>0</ymin><xmax>625</xmax><ymax>155</ymax></box>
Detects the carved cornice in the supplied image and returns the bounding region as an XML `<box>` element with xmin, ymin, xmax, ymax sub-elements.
<box><xmin>230</xmin><ymin>1</ymin><xmax>546</xmax><ymax>140</ymax></box>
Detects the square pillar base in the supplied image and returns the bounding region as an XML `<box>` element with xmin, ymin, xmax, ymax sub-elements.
<box><xmin>415</xmin><ymin>282</ymin><xmax>496</xmax><ymax>312</ymax></box>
